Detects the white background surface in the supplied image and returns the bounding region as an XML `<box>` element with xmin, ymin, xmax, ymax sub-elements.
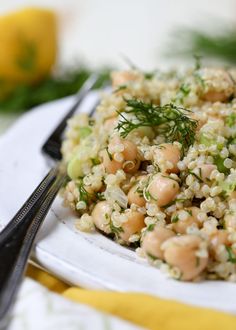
<box><xmin>0</xmin><ymin>0</ymin><xmax>236</xmax><ymax>69</ymax></box>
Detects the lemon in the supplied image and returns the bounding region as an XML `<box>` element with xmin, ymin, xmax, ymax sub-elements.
<box><xmin>0</xmin><ymin>7</ymin><xmax>57</xmax><ymax>91</ymax></box>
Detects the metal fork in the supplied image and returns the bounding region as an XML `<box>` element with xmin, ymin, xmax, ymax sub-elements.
<box><xmin>0</xmin><ymin>74</ymin><xmax>99</xmax><ymax>328</ymax></box>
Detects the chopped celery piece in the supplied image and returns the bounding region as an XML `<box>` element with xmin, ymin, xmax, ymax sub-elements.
<box><xmin>199</xmin><ymin>133</ymin><xmax>215</xmax><ymax>147</ymax></box>
<box><xmin>199</xmin><ymin>133</ymin><xmax>224</xmax><ymax>150</ymax></box>
<box><xmin>67</xmin><ymin>156</ymin><xmax>83</xmax><ymax>179</ymax></box>
<box><xmin>213</xmin><ymin>155</ymin><xmax>229</xmax><ymax>174</ymax></box>
<box><xmin>219</xmin><ymin>180</ymin><xmax>236</xmax><ymax>197</ymax></box>
<box><xmin>78</xmin><ymin>127</ymin><xmax>92</xmax><ymax>139</ymax></box>
<box><xmin>226</xmin><ymin>113</ymin><xmax>236</xmax><ymax>128</ymax></box>
<box><xmin>67</xmin><ymin>145</ymin><xmax>92</xmax><ymax>179</ymax></box>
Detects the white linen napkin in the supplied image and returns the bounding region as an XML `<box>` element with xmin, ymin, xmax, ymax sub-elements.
<box><xmin>8</xmin><ymin>278</ymin><xmax>144</xmax><ymax>330</ymax></box>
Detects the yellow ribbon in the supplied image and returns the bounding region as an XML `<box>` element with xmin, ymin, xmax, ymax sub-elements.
<box><xmin>27</xmin><ymin>265</ymin><xmax>236</xmax><ymax>330</ymax></box>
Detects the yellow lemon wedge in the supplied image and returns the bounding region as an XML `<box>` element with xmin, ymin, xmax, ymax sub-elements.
<box><xmin>0</xmin><ymin>7</ymin><xmax>57</xmax><ymax>91</ymax></box>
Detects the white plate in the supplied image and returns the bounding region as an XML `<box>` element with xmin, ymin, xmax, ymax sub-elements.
<box><xmin>0</xmin><ymin>93</ymin><xmax>236</xmax><ymax>315</ymax></box>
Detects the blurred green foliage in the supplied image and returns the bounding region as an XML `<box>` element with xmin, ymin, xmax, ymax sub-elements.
<box><xmin>166</xmin><ymin>26</ymin><xmax>236</xmax><ymax>64</ymax></box>
<box><xmin>0</xmin><ymin>67</ymin><xmax>110</xmax><ymax>113</ymax></box>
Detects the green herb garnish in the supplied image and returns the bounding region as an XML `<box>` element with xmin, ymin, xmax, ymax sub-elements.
<box><xmin>143</xmin><ymin>189</ymin><xmax>157</xmax><ymax>201</ymax></box>
<box><xmin>116</xmin><ymin>99</ymin><xmax>197</xmax><ymax>154</ymax></box>
<box><xmin>147</xmin><ymin>223</ymin><xmax>155</xmax><ymax>231</ymax></box>
<box><xmin>105</xmin><ymin>147</ymin><xmax>113</xmax><ymax>160</ymax></box>
<box><xmin>144</xmin><ymin>72</ymin><xmax>156</xmax><ymax>80</ymax></box>
<box><xmin>173</xmin><ymin>82</ymin><xmax>191</xmax><ymax>104</ymax></box>
<box><xmin>147</xmin><ymin>252</ymin><xmax>158</xmax><ymax>261</ymax></box>
<box><xmin>162</xmin><ymin>198</ymin><xmax>187</xmax><ymax>209</ymax></box>
<box><xmin>189</xmin><ymin>170</ymin><xmax>204</xmax><ymax>183</ymax></box>
<box><xmin>91</xmin><ymin>157</ymin><xmax>100</xmax><ymax>166</ymax></box>
<box><xmin>226</xmin><ymin>113</ymin><xmax>236</xmax><ymax>127</ymax></box>
<box><xmin>171</xmin><ymin>215</ymin><xmax>179</xmax><ymax>223</ymax></box>
<box><xmin>194</xmin><ymin>71</ymin><xmax>206</xmax><ymax>88</ymax></box>
<box><xmin>110</xmin><ymin>222</ymin><xmax>124</xmax><ymax>237</ymax></box>
<box><xmin>135</xmin><ymin>186</ymin><xmax>144</xmax><ymax>197</ymax></box>
<box><xmin>225</xmin><ymin>246</ymin><xmax>236</xmax><ymax>263</ymax></box>
<box><xmin>213</xmin><ymin>155</ymin><xmax>229</xmax><ymax>174</ymax></box>
<box><xmin>77</xmin><ymin>180</ymin><xmax>91</xmax><ymax>204</ymax></box>
<box><xmin>161</xmin><ymin>175</ymin><xmax>179</xmax><ymax>182</ymax></box>
<box><xmin>180</xmin><ymin>83</ymin><xmax>191</xmax><ymax>95</ymax></box>
<box><xmin>95</xmin><ymin>192</ymin><xmax>105</xmax><ymax>201</ymax></box>
<box><xmin>113</xmin><ymin>85</ymin><xmax>127</xmax><ymax>93</ymax></box>
<box><xmin>186</xmin><ymin>209</ymin><xmax>193</xmax><ymax>216</ymax></box>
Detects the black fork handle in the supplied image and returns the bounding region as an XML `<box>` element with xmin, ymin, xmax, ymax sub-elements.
<box><xmin>0</xmin><ymin>167</ymin><xmax>59</xmax><ymax>240</ymax></box>
<box><xmin>0</xmin><ymin>168</ymin><xmax>67</xmax><ymax>327</ymax></box>
<box><xmin>0</xmin><ymin>73</ymin><xmax>100</xmax><ymax>327</ymax></box>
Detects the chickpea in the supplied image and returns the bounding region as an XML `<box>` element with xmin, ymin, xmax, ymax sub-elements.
<box><xmin>154</xmin><ymin>144</ymin><xmax>180</xmax><ymax>174</ymax></box>
<box><xmin>119</xmin><ymin>211</ymin><xmax>145</xmax><ymax>243</ymax></box>
<box><xmin>127</xmin><ymin>185</ymin><xmax>145</xmax><ymax>207</ymax></box>
<box><xmin>91</xmin><ymin>201</ymin><xmax>112</xmax><ymax>234</ymax></box>
<box><xmin>198</xmin><ymin>164</ymin><xmax>216</xmax><ymax>182</ymax></box>
<box><xmin>171</xmin><ymin>207</ymin><xmax>201</xmax><ymax>234</ymax></box>
<box><xmin>102</xmin><ymin>137</ymin><xmax>140</xmax><ymax>174</ymax></box>
<box><xmin>204</xmin><ymin>91</ymin><xmax>229</xmax><ymax>103</ymax></box>
<box><xmin>127</xmin><ymin>175</ymin><xmax>147</xmax><ymax>207</ymax></box>
<box><xmin>199</xmin><ymin>68</ymin><xmax>234</xmax><ymax>103</ymax></box>
<box><xmin>104</xmin><ymin>117</ymin><xmax>118</xmax><ymax>132</ymax></box>
<box><xmin>229</xmin><ymin>191</ymin><xmax>236</xmax><ymax>199</ymax></box>
<box><xmin>162</xmin><ymin>235</ymin><xmax>208</xmax><ymax>281</ymax></box>
<box><xmin>111</xmin><ymin>71</ymin><xmax>139</xmax><ymax>87</ymax></box>
<box><xmin>210</xmin><ymin>230</ymin><xmax>229</xmax><ymax>248</ymax></box>
<box><xmin>142</xmin><ymin>226</ymin><xmax>175</xmax><ymax>260</ymax></box>
<box><xmin>224</xmin><ymin>213</ymin><xmax>236</xmax><ymax>231</ymax></box>
<box><xmin>191</xmin><ymin>113</ymin><xmax>207</xmax><ymax>130</ymax></box>
<box><xmin>100</xmin><ymin>149</ymin><xmax>123</xmax><ymax>174</ymax></box>
<box><xmin>147</xmin><ymin>173</ymin><xmax>179</xmax><ymax>207</ymax></box>
<box><xmin>209</xmin><ymin>230</ymin><xmax>229</xmax><ymax>260</ymax></box>
<box><xmin>85</xmin><ymin>185</ymin><xmax>94</xmax><ymax>195</ymax></box>
<box><xmin>122</xmin><ymin>139</ymin><xmax>139</xmax><ymax>161</ymax></box>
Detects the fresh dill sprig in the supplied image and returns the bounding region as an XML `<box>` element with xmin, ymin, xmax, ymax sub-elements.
<box><xmin>77</xmin><ymin>180</ymin><xmax>91</xmax><ymax>204</ymax></box>
<box><xmin>116</xmin><ymin>99</ymin><xmax>197</xmax><ymax>154</ymax></box>
<box><xmin>189</xmin><ymin>170</ymin><xmax>203</xmax><ymax>183</ymax></box>
<box><xmin>172</xmin><ymin>82</ymin><xmax>191</xmax><ymax>104</ymax></box>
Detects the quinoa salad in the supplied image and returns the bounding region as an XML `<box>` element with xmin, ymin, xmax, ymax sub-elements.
<box><xmin>62</xmin><ymin>64</ymin><xmax>236</xmax><ymax>282</ymax></box>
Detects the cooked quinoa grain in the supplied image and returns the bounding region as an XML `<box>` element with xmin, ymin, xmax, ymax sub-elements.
<box><xmin>62</xmin><ymin>66</ymin><xmax>236</xmax><ymax>281</ymax></box>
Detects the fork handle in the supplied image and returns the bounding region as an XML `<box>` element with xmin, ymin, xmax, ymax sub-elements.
<box><xmin>0</xmin><ymin>168</ymin><xmax>67</xmax><ymax>326</ymax></box>
<box><xmin>0</xmin><ymin>166</ymin><xmax>60</xmax><ymax>240</ymax></box>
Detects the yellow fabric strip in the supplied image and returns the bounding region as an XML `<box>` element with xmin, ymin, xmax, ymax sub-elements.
<box><xmin>26</xmin><ymin>264</ymin><xmax>69</xmax><ymax>293</ymax></box>
<box><xmin>63</xmin><ymin>288</ymin><xmax>236</xmax><ymax>330</ymax></box>
<box><xmin>27</xmin><ymin>265</ymin><xmax>236</xmax><ymax>330</ymax></box>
